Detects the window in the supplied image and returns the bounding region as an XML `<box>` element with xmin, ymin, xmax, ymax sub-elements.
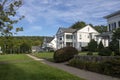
<box><xmin>88</xmin><ymin>28</ymin><xmax>89</xmax><ymax>32</ymax></box>
<box><xmin>79</xmin><ymin>35</ymin><xmax>82</xmax><ymax>39</ymax></box>
<box><xmin>114</xmin><ymin>22</ymin><xmax>116</xmax><ymax>29</ymax></box>
<box><xmin>59</xmin><ymin>37</ymin><xmax>62</xmax><ymax>40</ymax></box>
<box><xmin>66</xmin><ymin>35</ymin><xmax>72</xmax><ymax>39</ymax></box>
<box><xmin>118</xmin><ymin>21</ymin><xmax>120</xmax><ymax>27</ymax></box>
<box><xmin>79</xmin><ymin>42</ymin><xmax>81</xmax><ymax>47</ymax></box>
<box><xmin>109</xmin><ymin>24</ymin><xmax>111</xmax><ymax>31</ymax></box>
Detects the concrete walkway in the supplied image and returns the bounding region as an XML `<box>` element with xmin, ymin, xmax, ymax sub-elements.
<box><xmin>26</xmin><ymin>54</ymin><xmax>120</xmax><ymax>80</ymax></box>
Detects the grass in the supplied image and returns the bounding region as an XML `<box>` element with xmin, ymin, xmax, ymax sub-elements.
<box><xmin>79</xmin><ymin>52</ymin><xmax>98</xmax><ymax>56</ymax></box>
<box><xmin>0</xmin><ymin>54</ymin><xmax>32</xmax><ymax>61</ymax></box>
<box><xmin>32</xmin><ymin>52</ymin><xmax>98</xmax><ymax>62</ymax></box>
<box><xmin>32</xmin><ymin>52</ymin><xmax>54</xmax><ymax>61</ymax></box>
<box><xmin>0</xmin><ymin>54</ymin><xmax>85</xmax><ymax>80</ymax></box>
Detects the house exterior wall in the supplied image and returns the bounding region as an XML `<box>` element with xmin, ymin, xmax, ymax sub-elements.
<box><xmin>49</xmin><ymin>37</ymin><xmax>57</xmax><ymax>50</ymax></box>
<box><xmin>56</xmin><ymin>33</ymin><xmax>73</xmax><ymax>49</ymax></box>
<box><xmin>97</xmin><ymin>11</ymin><xmax>120</xmax><ymax>47</ymax></box>
<box><xmin>107</xmin><ymin>14</ymin><xmax>120</xmax><ymax>31</ymax></box>
<box><xmin>73</xmin><ymin>25</ymin><xmax>99</xmax><ymax>51</ymax></box>
<box><xmin>96</xmin><ymin>37</ymin><xmax>109</xmax><ymax>47</ymax></box>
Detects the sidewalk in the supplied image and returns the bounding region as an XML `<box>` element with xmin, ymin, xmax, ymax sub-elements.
<box><xmin>26</xmin><ymin>54</ymin><xmax>120</xmax><ymax>80</ymax></box>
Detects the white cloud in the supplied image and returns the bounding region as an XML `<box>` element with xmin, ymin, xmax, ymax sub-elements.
<box><xmin>16</xmin><ymin>0</ymin><xmax>120</xmax><ymax>36</ymax></box>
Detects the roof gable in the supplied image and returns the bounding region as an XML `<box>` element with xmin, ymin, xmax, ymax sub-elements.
<box><xmin>76</xmin><ymin>25</ymin><xmax>99</xmax><ymax>33</ymax></box>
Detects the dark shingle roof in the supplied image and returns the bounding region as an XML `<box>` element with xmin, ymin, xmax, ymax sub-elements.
<box><xmin>60</xmin><ymin>27</ymin><xmax>76</xmax><ymax>33</ymax></box>
<box><xmin>104</xmin><ymin>10</ymin><xmax>120</xmax><ymax>19</ymax></box>
<box><xmin>96</xmin><ymin>32</ymin><xmax>112</xmax><ymax>37</ymax></box>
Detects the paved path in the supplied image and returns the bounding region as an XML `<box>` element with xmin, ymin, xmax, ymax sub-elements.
<box><xmin>26</xmin><ymin>54</ymin><xmax>120</xmax><ymax>80</ymax></box>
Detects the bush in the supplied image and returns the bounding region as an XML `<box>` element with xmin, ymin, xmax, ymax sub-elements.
<box><xmin>69</xmin><ymin>57</ymin><xmax>120</xmax><ymax>78</ymax></box>
<box><xmin>101</xmin><ymin>58</ymin><xmax>120</xmax><ymax>77</ymax></box>
<box><xmin>87</xmin><ymin>52</ymin><xmax>93</xmax><ymax>55</ymax></box>
<box><xmin>98</xmin><ymin>41</ymin><xmax>104</xmax><ymax>52</ymax></box>
<box><xmin>88</xmin><ymin>39</ymin><xmax>98</xmax><ymax>52</ymax></box>
<box><xmin>98</xmin><ymin>48</ymin><xmax>112</xmax><ymax>56</ymax></box>
<box><xmin>53</xmin><ymin>47</ymin><xmax>78</xmax><ymax>63</ymax></box>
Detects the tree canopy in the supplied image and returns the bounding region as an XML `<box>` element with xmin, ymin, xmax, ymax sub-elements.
<box><xmin>94</xmin><ymin>25</ymin><xmax>107</xmax><ymax>33</ymax></box>
<box><xmin>0</xmin><ymin>0</ymin><xmax>24</xmax><ymax>36</ymax></box>
<box><xmin>70</xmin><ymin>21</ymin><xmax>86</xmax><ymax>29</ymax></box>
<box><xmin>70</xmin><ymin>21</ymin><xmax>107</xmax><ymax>33</ymax></box>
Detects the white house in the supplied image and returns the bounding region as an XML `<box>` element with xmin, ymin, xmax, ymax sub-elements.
<box><xmin>96</xmin><ymin>10</ymin><xmax>120</xmax><ymax>47</ymax></box>
<box><xmin>104</xmin><ymin>10</ymin><xmax>120</xmax><ymax>31</ymax></box>
<box><xmin>42</xmin><ymin>36</ymin><xmax>57</xmax><ymax>51</ymax></box>
<box><xmin>73</xmin><ymin>25</ymin><xmax>99</xmax><ymax>51</ymax></box>
<box><xmin>56</xmin><ymin>25</ymin><xmax>99</xmax><ymax>51</ymax></box>
<box><xmin>56</xmin><ymin>27</ymin><xmax>76</xmax><ymax>49</ymax></box>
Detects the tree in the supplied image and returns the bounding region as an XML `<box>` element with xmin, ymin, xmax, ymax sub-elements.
<box><xmin>70</xmin><ymin>21</ymin><xmax>86</xmax><ymax>29</ymax></box>
<box><xmin>109</xmin><ymin>28</ymin><xmax>120</xmax><ymax>55</ymax></box>
<box><xmin>94</xmin><ymin>25</ymin><xmax>107</xmax><ymax>33</ymax></box>
<box><xmin>20</xmin><ymin>42</ymin><xmax>31</xmax><ymax>53</ymax></box>
<box><xmin>0</xmin><ymin>0</ymin><xmax>24</xmax><ymax>36</ymax></box>
<box><xmin>98</xmin><ymin>40</ymin><xmax>104</xmax><ymax>52</ymax></box>
<box><xmin>88</xmin><ymin>39</ymin><xmax>98</xmax><ymax>52</ymax></box>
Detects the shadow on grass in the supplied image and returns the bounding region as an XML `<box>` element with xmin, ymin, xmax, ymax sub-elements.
<box><xmin>0</xmin><ymin>61</ymin><xmax>83</xmax><ymax>80</ymax></box>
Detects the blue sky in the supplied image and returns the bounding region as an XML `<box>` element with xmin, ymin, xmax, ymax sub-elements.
<box><xmin>15</xmin><ymin>0</ymin><xmax>120</xmax><ymax>36</ymax></box>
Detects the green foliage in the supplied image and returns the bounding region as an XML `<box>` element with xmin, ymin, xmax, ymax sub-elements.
<box><xmin>87</xmin><ymin>52</ymin><xmax>93</xmax><ymax>55</ymax></box>
<box><xmin>98</xmin><ymin>41</ymin><xmax>104</xmax><ymax>51</ymax></box>
<box><xmin>70</xmin><ymin>21</ymin><xmax>86</xmax><ymax>29</ymax></box>
<box><xmin>109</xmin><ymin>28</ymin><xmax>120</xmax><ymax>55</ymax></box>
<box><xmin>0</xmin><ymin>0</ymin><xmax>24</xmax><ymax>36</ymax></box>
<box><xmin>54</xmin><ymin>47</ymin><xmax>78</xmax><ymax>63</ymax></box>
<box><xmin>101</xmin><ymin>58</ymin><xmax>120</xmax><ymax>77</ymax></box>
<box><xmin>0</xmin><ymin>54</ymin><xmax>84</xmax><ymax>80</ymax></box>
<box><xmin>94</xmin><ymin>25</ymin><xmax>107</xmax><ymax>33</ymax></box>
<box><xmin>20</xmin><ymin>42</ymin><xmax>31</xmax><ymax>53</ymax></box>
<box><xmin>98</xmin><ymin>48</ymin><xmax>112</xmax><ymax>56</ymax></box>
<box><xmin>0</xmin><ymin>36</ymin><xmax>43</xmax><ymax>54</ymax></box>
<box><xmin>69</xmin><ymin>58</ymin><xmax>120</xmax><ymax>78</ymax></box>
<box><xmin>88</xmin><ymin>39</ymin><xmax>98</xmax><ymax>52</ymax></box>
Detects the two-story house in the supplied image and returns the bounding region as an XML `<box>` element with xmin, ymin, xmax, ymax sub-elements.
<box><xmin>56</xmin><ymin>25</ymin><xmax>99</xmax><ymax>51</ymax></box>
<box><xmin>73</xmin><ymin>25</ymin><xmax>99</xmax><ymax>51</ymax></box>
<box><xmin>56</xmin><ymin>27</ymin><xmax>76</xmax><ymax>49</ymax></box>
<box><xmin>96</xmin><ymin>10</ymin><xmax>120</xmax><ymax>47</ymax></box>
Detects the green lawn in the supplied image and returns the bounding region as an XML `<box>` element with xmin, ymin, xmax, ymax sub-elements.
<box><xmin>32</xmin><ymin>52</ymin><xmax>54</xmax><ymax>61</ymax></box>
<box><xmin>0</xmin><ymin>54</ymin><xmax>85</xmax><ymax>80</ymax></box>
<box><xmin>79</xmin><ymin>52</ymin><xmax>98</xmax><ymax>56</ymax></box>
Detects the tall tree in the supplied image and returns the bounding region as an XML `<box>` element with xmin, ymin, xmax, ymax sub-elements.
<box><xmin>94</xmin><ymin>25</ymin><xmax>107</xmax><ymax>33</ymax></box>
<box><xmin>109</xmin><ymin>28</ymin><xmax>120</xmax><ymax>55</ymax></box>
<box><xmin>0</xmin><ymin>0</ymin><xmax>24</xmax><ymax>36</ymax></box>
<box><xmin>70</xmin><ymin>21</ymin><xmax>86</xmax><ymax>29</ymax></box>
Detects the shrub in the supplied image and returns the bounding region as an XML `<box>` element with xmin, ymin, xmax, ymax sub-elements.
<box><xmin>69</xmin><ymin>57</ymin><xmax>120</xmax><ymax>78</ymax></box>
<box><xmin>101</xmin><ymin>58</ymin><xmax>120</xmax><ymax>77</ymax></box>
<box><xmin>87</xmin><ymin>52</ymin><xmax>93</xmax><ymax>55</ymax></box>
<box><xmin>53</xmin><ymin>47</ymin><xmax>78</xmax><ymax>63</ymax></box>
<box><xmin>69</xmin><ymin>59</ymin><xmax>87</xmax><ymax>69</ymax></box>
<box><xmin>98</xmin><ymin>48</ymin><xmax>112</xmax><ymax>56</ymax></box>
<box><xmin>88</xmin><ymin>39</ymin><xmax>98</xmax><ymax>52</ymax></box>
<box><xmin>98</xmin><ymin>41</ymin><xmax>104</xmax><ymax>52</ymax></box>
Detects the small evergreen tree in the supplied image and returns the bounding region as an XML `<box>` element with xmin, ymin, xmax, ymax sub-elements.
<box><xmin>98</xmin><ymin>41</ymin><xmax>104</xmax><ymax>52</ymax></box>
<box><xmin>88</xmin><ymin>39</ymin><xmax>98</xmax><ymax>52</ymax></box>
